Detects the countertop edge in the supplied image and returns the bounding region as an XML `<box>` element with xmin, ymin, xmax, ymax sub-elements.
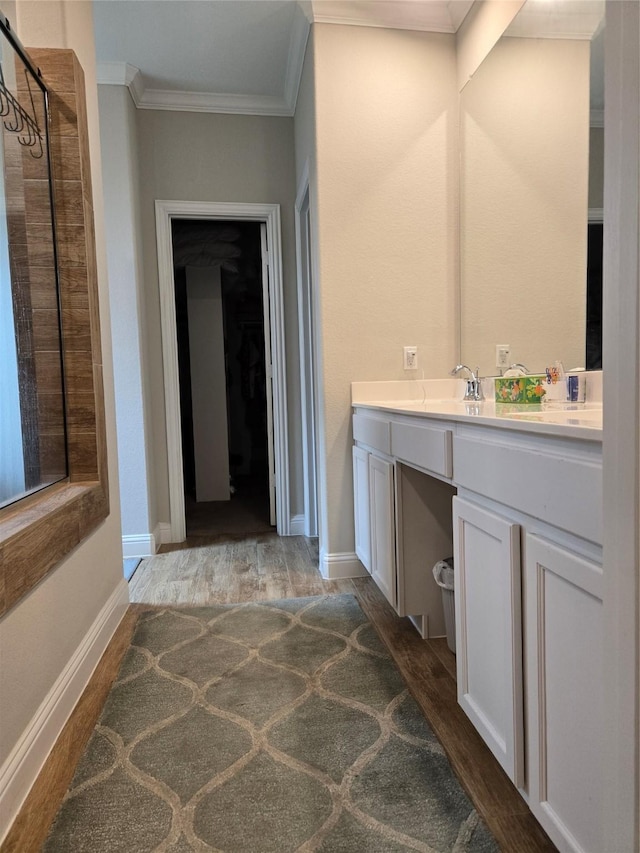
<box><xmin>352</xmin><ymin>401</ymin><xmax>603</xmax><ymax>443</ymax></box>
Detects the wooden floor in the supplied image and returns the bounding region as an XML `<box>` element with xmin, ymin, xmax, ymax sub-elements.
<box><xmin>130</xmin><ymin>533</ymin><xmax>355</xmax><ymax>604</ymax></box>
<box><xmin>3</xmin><ymin>532</ymin><xmax>556</xmax><ymax>853</ymax></box>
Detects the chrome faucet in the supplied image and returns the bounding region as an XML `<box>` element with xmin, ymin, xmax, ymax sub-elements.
<box><xmin>450</xmin><ymin>364</ymin><xmax>483</xmax><ymax>402</ymax></box>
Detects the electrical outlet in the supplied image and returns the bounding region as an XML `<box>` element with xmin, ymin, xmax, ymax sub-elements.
<box><xmin>496</xmin><ymin>344</ymin><xmax>510</xmax><ymax>371</ymax></box>
<box><xmin>403</xmin><ymin>346</ymin><xmax>418</xmax><ymax>370</ymax></box>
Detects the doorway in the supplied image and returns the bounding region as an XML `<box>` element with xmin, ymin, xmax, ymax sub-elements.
<box><xmin>155</xmin><ymin>201</ymin><xmax>290</xmax><ymax>542</ymax></box>
<box><xmin>172</xmin><ymin>220</ymin><xmax>273</xmax><ymax>536</ymax></box>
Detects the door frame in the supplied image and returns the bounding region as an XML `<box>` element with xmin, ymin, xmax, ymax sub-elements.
<box><xmin>295</xmin><ymin>162</ymin><xmax>318</xmax><ymax>537</ymax></box>
<box><xmin>155</xmin><ymin>200</ymin><xmax>290</xmax><ymax>541</ymax></box>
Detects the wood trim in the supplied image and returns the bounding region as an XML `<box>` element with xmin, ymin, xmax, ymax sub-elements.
<box><xmin>0</xmin><ymin>48</ymin><xmax>109</xmax><ymax>619</ymax></box>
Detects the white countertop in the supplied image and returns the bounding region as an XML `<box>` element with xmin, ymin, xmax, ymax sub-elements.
<box><xmin>351</xmin><ymin>379</ymin><xmax>603</xmax><ymax>442</ymax></box>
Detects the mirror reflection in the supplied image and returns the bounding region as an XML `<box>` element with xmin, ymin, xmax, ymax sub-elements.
<box><xmin>459</xmin><ymin>0</ymin><xmax>605</xmax><ymax>378</ymax></box>
<box><xmin>0</xmin><ymin>17</ymin><xmax>67</xmax><ymax>510</ymax></box>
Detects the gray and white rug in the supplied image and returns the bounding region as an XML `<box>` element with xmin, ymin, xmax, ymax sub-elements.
<box><xmin>44</xmin><ymin>594</ymin><xmax>497</xmax><ymax>852</ymax></box>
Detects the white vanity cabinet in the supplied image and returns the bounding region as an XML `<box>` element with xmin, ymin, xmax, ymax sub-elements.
<box><xmin>353</xmin><ymin>442</ymin><xmax>399</xmax><ymax>604</ymax></box>
<box><xmin>352</xmin><ymin>445</ymin><xmax>371</xmax><ymax>572</ymax></box>
<box><xmin>452</xmin><ymin>496</ymin><xmax>524</xmax><ymax>787</ymax></box>
<box><xmin>352</xmin><ymin>412</ymin><xmax>397</xmax><ymax>608</ymax></box>
<box><xmin>352</xmin><ymin>409</ymin><xmax>456</xmax><ymax>634</ymax></box>
<box><xmin>368</xmin><ymin>453</ymin><xmax>397</xmax><ymax>608</ymax></box>
<box><xmin>452</xmin><ymin>426</ymin><xmax>603</xmax><ymax>853</ymax></box>
<box><xmin>524</xmin><ymin>534</ymin><xmax>604</xmax><ymax>853</ymax></box>
<box><xmin>352</xmin><ymin>394</ymin><xmax>604</xmax><ymax>853</ymax></box>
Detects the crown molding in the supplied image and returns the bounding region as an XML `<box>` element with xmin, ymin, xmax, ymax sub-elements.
<box><xmin>136</xmin><ymin>89</ymin><xmax>293</xmax><ymax>116</ymax></box>
<box><xmin>96</xmin><ymin>61</ymin><xmax>143</xmax><ymax>107</ymax></box>
<box><xmin>304</xmin><ymin>0</ymin><xmax>468</xmax><ymax>34</ymax></box>
<box><xmin>96</xmin><ymin>61</ymin><xmax>296</xmax><ymax>116</ymax></box>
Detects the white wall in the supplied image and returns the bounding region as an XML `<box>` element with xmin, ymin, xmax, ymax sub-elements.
<box><xmin>0</xmin><ymin>0</ymin><xmax>125</xmax><ymax>834</ymax></box>
<box><xmin>309</xmin><ymin>24</ymin><xmax>458</xmax><ymax>569</ymax></box>
<box><xmin>186</xmin><ymin>266</ymin><xmax>230</xmax><ymax>502</ymax></box>
<box><xmin>136</xmin><ymin>110</ymin><xmax>302</xmax><ymax>530</ymax></box>
<box><xmin>98</xmin><ymin>84</ymin><xmax>156</xmax><ymax>550</ymax></box>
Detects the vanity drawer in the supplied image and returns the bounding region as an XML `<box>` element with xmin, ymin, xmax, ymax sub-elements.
<box><xmin>390</xmin><ymin>420</ymin><xmax>453</xmax><ymax>478</ymax></box>
<box><xmin>353</xmin><ymin>413</ymin><xmax>391</xmax><ymax>455</ymax></box>
<box><xmin>454</xmin><ymin>435</ymin><xmax>602</xmax><ymax>544</ymax></box>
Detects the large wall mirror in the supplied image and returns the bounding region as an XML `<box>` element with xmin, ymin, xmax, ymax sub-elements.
<box><xmin>459</xmin><ymin>0</ymin><xmax>605</xmax><ymax>378</ymax></box>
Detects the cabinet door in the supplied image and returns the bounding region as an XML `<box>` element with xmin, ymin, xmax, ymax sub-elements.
<box><xmin>453</xmin><ymin>496</ymin><xmax>524</xmax><ymax>786</ymax></box>
<box><xmin>352</xmin><ymin>445</ymin><xmax>371</xmax><ymax>572</ymax></box>
<box><xmin>524</xmin><ymin>534</ymin><xmax>603</xmax><ymax>853</ymax></box>
<box><xmin>369</xmin><ymin>454</ymin><xmax>396</xmax><ymax>608</ymax></box>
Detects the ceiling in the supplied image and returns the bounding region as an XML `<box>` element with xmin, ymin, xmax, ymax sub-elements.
<box><xmin>93</xmin><ymin>0</ymin><xmax>473</xmax><ymax>115</ymax></box>
<box><xmin>93</xmin><ymin>0</ymin><xmax>603</xmax><ymax>117</ymax></box>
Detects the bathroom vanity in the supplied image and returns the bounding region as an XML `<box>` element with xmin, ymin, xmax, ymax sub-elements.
<box><xmin>352</xmin><ymin>379</ymin><xmax>603</xmax><ymax>853</ymax></box>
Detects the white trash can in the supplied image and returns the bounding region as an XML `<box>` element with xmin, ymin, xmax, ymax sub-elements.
<box><xmin>432</xmin><ymin>558</ymin><xmax>456</xmax><ymax>654</ymax></box>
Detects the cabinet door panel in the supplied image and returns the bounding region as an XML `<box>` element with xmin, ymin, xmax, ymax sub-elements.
<box><xmin>525</xmin><ymin>535</ymin><xmax>603</xmax><ymax>853</ymax></box>
<box><xmin>369</xmin><ymin>454</ymin><xmax>396</xmax><ymax>608</ymax></box>
<box><xmin>453</xmin><ymin>496</ymin><xmax>524</xmax><ymax>786</ymax></box>
<box><xmin>352</xmin><ymin>446</ymin><xmax>371</xmax><ymax>572</ymax></box>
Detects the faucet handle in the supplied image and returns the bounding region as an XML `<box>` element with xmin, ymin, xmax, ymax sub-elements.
<box><xmin>473</xmin><ymin>368</ymin><xmax>484</xmax><ymax>401</ymax></box>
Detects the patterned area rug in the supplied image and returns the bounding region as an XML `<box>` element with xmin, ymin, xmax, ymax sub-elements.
<box><xmin>44</xmin><ymin>595</ymin><xmax>497</xmax><ymax>852</ymax></box>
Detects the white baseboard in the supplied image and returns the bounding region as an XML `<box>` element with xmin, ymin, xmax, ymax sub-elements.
<box><xmin>320</xmin><ymin>550</ymin><xmax>369</xmax><ymax>580</ymax></box>
<box><xmin>122</xmin><ymin>523</ymin><xmax>171</xmax><ymax>557</ymax></box>
<box><xmin>122</xmin><ymin>533</ymin><xmax>155</xmax><ymax>558</ymax></box>
<box><xmin>0</xmin><ymin>579</ymin><xmax>129</xmax><ymax>843</ymax></box>
<box><xmin>289</xmin><ymin>515</ymin><xmax>305</xmax><ymax>536</ymax></box>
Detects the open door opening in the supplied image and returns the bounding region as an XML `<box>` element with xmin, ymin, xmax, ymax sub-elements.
<box><xmin>171</xmin><ymin>219</ymin><xmax>275</xmax><ymax>536</ymax></box>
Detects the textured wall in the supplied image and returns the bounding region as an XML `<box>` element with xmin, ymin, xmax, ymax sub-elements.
<box><xmin>98</xmin><ymin>85</ymin><xmax>155</xmax><ymax>542</ymax></box>
<box><xmin>136</xmin><ymin>110</ymin><xmax>302</xmax><ymax>527</ymax></box>
<box><xmin>311</xmin><ymin>24</ymin><xmax>458</xmax><ymax>561</ymax></box>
